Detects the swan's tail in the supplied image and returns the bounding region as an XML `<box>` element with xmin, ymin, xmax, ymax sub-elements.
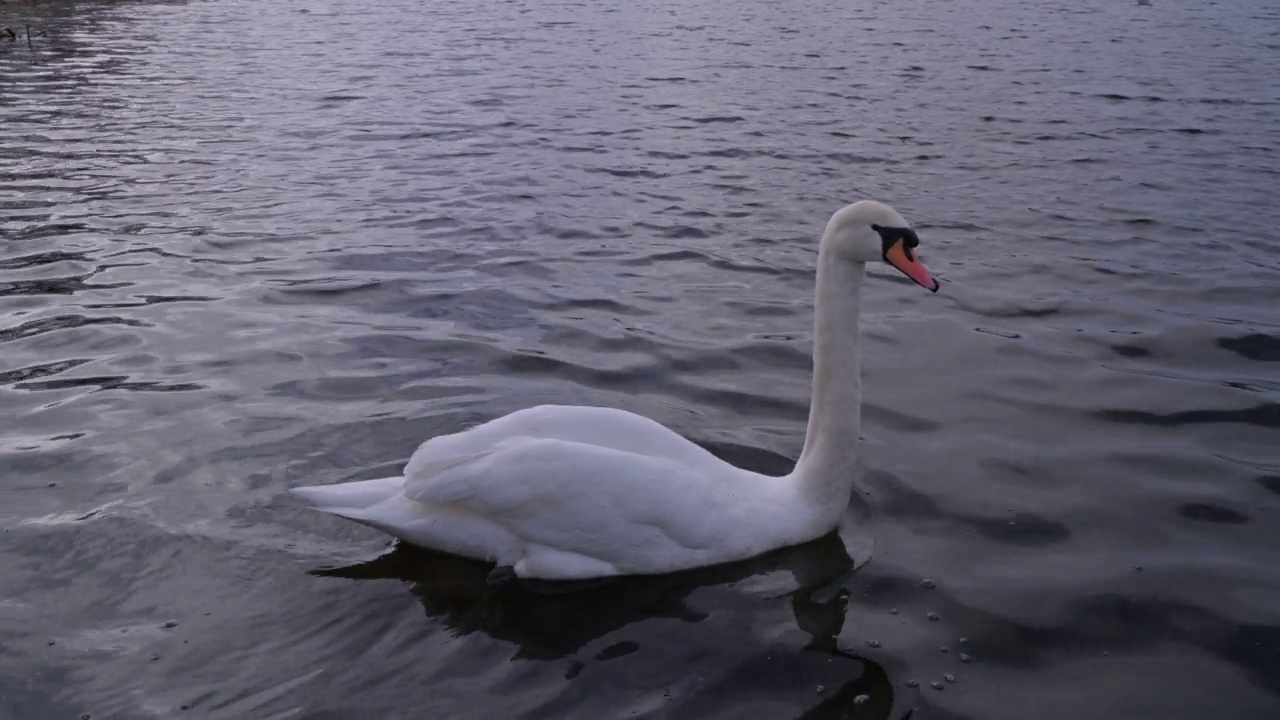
<box><xmin>290</xmin><ymin>476</ymin><xmax>404</xmax><ymax>519</ymax></box>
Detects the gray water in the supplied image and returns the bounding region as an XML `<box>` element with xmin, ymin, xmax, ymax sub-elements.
<box><xmin>2</xmin><ymin>0</ymin><xmax>1278</xmax><ymax>718</ymax></box>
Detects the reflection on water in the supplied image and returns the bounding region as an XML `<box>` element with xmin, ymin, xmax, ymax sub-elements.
<box><xmin>314</xmin><ymin>529</ymin><xmax>904</xmax><ymax>720</ymax></box>
<box><xmin>320</xmin><ymin>536</ymin><xmax>851</xmax><ymax>655</ymax></box>
<box><xmin>2</xmin><ymin>0</ymin><xmax>1280</xmax><ymax>718</ymax></box>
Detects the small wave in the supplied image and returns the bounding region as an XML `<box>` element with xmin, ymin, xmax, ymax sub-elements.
<box><xmin>1218</xmin><ymin>334</ymin><xmax>1280</xmax><ymax>362</ymax></box>
<box><xmin>1095</xmin><ymin>93</ymin><xmax>1166</xmax><ymax>102</ymax></box>
<box><xmin>0</xmin><ymin>314</ymin><xmax>149</xmax><ymax>343</ymax></box>
<box><xmin>584</xmin><ymin>167</ymin><xmax>668</xmax><ymax>180</ymax></box>
<box><xmin>1178</xmin><ymin>503</ymin><xmax>1248</xmax><ymax>524</ymax></box>
<box><xmin>0</xmin><ymin>250</ymin><xmax>91</xmax><ymax>270</ymax></box>
<box><xmin>15</xmin><ymin>375</ymin><xmax>205</xmax><ymax>393</ymax></box>
<box><xmin>631</xmin><ymin>223</ymin><xmax>710</xmax><ymax>240</ymax></box>
<box><xmin>1258</xmin><ymin>476</ymin><xmax>1280</xmax><ymax>496</ymax></box>
<box><xmin>0</xmin><ymin>358</ymin><xmax>91</xmax><ymax>386</ymax></box>
<box><xmin>1096</xmin><ymin>403</ymin><xmax>1280</xmax><ymax>428</ymax></box>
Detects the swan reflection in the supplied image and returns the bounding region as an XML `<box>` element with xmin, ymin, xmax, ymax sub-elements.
<box><xmin>314</xmin><ymin>519</ymin><xmax>902</xmax><ymax>720</ymax></box>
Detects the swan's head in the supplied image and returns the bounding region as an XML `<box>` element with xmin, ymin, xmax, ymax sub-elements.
<box><xmin>823</xmin><ymin>200</ymin><xmax>940</xmax><ymax>292</ymax></box>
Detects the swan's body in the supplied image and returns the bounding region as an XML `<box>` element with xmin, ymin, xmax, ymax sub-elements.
<box><xmin>295</xmin><ymin>405</ymin><xmax>819</xmax><ymax>579</ymax></box>
<box><xmin>292</xmin><ymin>201</ymin><xmax>940</xmax><ymax>580</ymax></box>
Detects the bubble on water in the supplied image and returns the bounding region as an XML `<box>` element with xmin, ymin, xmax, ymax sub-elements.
<box><xmin>944</xmin><ymin>673</ymin><xmax>956</xmax><ymax>683</ymax></box>
<box><xmin>906</xmin><ymin>680</ymin><xmax>919</xmax><ymax>688</ymax></box>
<box><xmin>890</xmin><ymin>608</ymin><xmax>899</xmax><ymax>615</ymax></box>
<box><xmin>930</xmin><ymin>681</ymin><xmax>945</xmax><ymax>690</ymax></box>
<box><xmin>816</xmin><ymin>684</ymin><xmax>825</xmax><ymax>693</ymax></box>
<box><xmin>926</xmin><ymin>612</ymin><xmax>940</xmax><ymax>621</ymax></box>
<box><xmin>854</xmin><ymin>694</ymin><xmax>870</xmax><ymax>705</ymax></box>
<box><xmin>939</xmin><ymin>645</ymin><xmax>949</xmax><ymax>653</ymax></box>
<box><xmin>959</xmin><ymin>637</ymin><xmax>969</xmax><ymax>645</ymax></box>
<box><xmin>959</xmin><ymin>653</ymin><xmax>972</xmax><ymax>663</ymax></box>
<box><xmin>866</xmin><ymin>639</ymin><xmax>882</xmax><ymax>649</ymax></box>
<box><xmin>920</xmin><ymin>578</ymin><xmax>936</xmax><ymax>589</ymax></box>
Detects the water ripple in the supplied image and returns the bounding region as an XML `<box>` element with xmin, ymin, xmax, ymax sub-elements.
<box><xmin>2</xmin><ymin>0</ymin><xmax>1278</xmax><ymax>719</ymax></box>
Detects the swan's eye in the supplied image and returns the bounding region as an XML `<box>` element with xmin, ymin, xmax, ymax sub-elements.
<box><xmin>871</xmin><ymin>225</ymin><xmax>919</xmax><ymax>252</ymax></box>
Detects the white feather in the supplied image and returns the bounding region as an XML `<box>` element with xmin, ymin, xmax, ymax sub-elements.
<box><xmin>291</xmin><ymin>201</ymin><xmax>938</xmax><ymax>579</ymax></box>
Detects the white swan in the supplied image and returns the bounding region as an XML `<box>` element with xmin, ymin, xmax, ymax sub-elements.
<box><xmin>292</xmin><ymin>200</ymin><xmax>940</xmax><ymax>580</ymax></box>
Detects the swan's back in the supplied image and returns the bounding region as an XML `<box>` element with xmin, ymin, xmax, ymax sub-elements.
<box><xmin>404</xmin><ymin>404</ymin><xmax>728</xmax><ymax>481</ymax></box>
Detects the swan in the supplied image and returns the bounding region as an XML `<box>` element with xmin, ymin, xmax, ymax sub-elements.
<box><xmin>292</xmin><ymin>200</ymin><xmax>941</xmax><ymax>580</ymax></box>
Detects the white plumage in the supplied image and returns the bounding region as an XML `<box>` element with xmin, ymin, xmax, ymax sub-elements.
<box><xmin>292</xmin><ymin>200</ymin><xmax>940</xmax><ymax>580</ymax></box>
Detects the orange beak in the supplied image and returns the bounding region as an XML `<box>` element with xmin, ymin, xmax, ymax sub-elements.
<box><xmin>884</xmin><ymin>239</ymin><xmax>940</xmax><ymax>292</ymax></box>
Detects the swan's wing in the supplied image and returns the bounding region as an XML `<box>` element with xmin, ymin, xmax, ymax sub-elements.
<box><xmin>401</xmin><ymin>436</ymin><xmax>763</xmax><ymax>561</ymax></box>
<box><xmin>403</xmin><ymin>404</ymin><xmax>726</xmax><ymax>482</ymax></box>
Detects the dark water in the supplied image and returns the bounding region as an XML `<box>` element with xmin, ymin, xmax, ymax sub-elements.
<box><xmin>2</xmin><ymin>0</ymin><xmax>1278</xmax><ymax>717</ymax></box>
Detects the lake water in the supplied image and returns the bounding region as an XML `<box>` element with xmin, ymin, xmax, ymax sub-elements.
<box><xmin>2</xmin><ymin>0</ymin><xmax>1278</xmax><ymax>718</ymax></box>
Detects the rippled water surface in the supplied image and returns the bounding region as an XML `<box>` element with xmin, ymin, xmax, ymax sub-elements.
<box><xmin>3</xmin><ymin>0</ymin><xmax>1279</xmax><ymax>718</ymax></box>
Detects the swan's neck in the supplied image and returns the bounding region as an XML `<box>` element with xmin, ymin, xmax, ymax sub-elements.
<box><xmin>791</xmin><ymin>246</ymin><xmax>865</xmax><ymax>505</ymax></box>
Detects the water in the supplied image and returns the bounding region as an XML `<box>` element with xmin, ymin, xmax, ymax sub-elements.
<box><xmin>2</xmin><ymin>0</ymin><xmax>1278</xmax><ymax>717</ymax></box>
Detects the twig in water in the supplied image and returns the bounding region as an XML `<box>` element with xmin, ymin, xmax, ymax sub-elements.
<box><xmin>26</xmin><ymin>24</ymin><xmax>33</xmax><ymax>51</ymax></box>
